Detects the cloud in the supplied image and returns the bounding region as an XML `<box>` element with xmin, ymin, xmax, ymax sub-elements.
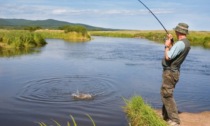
<box><xmin>0</xmin><ymin>3</ymin><xmax>174</xmax><ymax>18</ymax></box>
<box><xmin>52</xmin><ymin>9</ymin><xmax>68</xmax><ymax>14</ymax></box>
<box><xmin>48</xmin><ymin>8</ymin><xmax>174</xmax><ymax>17</ymax></box>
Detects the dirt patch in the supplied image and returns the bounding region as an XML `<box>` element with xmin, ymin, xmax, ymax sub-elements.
<box><xmin>179</xmin><ymin>111</ymin><xmax>210</xmax><ymax>126</ymax></box>
<box><xmin>156</xmin><ymin>110</ymin><xmax>210</xmax><ymax>126</ymax></box>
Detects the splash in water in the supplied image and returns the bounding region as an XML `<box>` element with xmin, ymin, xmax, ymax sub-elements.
<box><xmin>71</xmin><ymin>90</ymin><xmax>94</xmax><ymax>100</ymax></box>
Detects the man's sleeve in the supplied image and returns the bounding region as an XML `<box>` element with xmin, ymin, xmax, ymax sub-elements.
<box><xmin>167</xmin><ymin>41</ymin><xmax>185</xmax><ymax>60</ymax></box>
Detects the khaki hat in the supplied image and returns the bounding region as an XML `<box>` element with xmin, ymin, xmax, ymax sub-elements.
<box><xmin>174</xmin><ymin>23</ymin><xmax>189</xmax><ymax>34</ymax></box>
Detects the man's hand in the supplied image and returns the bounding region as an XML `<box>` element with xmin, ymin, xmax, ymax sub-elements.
<box><xmin>167</xmin><ymin>34</ymin><xmax>173</xmax><ymax>40</ymax></box>
<box><xmin>164</xmin><ymin>34</ymin><xmax>173</xmax><ymax>60</ymax></box>
<box><xmin>165</xmin><ymin>34</ymin><xmax>173</xmax><ymax>48</ymax></box>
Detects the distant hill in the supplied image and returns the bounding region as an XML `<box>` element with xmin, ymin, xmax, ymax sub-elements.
<box><xmin>0</xmin><ymin>18</ymin><xmax>114</xmax><ymax>31</ymax></box>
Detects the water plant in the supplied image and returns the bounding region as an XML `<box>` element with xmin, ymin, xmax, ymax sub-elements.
<box><xmin>123</xmin><ymin>96</ymin><xmax>167</xmax><ymax>126</ymax></box>
<box><xmin>38</xmin><ymin>114</ymin><xmax>96</xmax><ymax>126</ymax></box>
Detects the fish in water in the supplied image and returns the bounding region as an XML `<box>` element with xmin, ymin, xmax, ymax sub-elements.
<box><xmin>71</xmin><ymin>90</ymin><xmax>94</xmax><ymax>100</ymax></box>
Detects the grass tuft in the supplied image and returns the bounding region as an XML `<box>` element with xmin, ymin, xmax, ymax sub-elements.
<box><xmin>52</xmin><ymin>119</ymin><xmax>62</xmax><ymax>126</ymax></box>
<box><xmin>38</xmin><ymin>122</ymin><xmax>47</xmax><ymax>126</ymax></box>
<box><xmin>70</xmin><ymin>115</ymin><xmax>77</xmax><ymax>126</ymax></box>
<box><xmin>86</xmin><ymin>114</ymin><xmax>96</xmax><ymax>126</ymax></box>
<box><xmin>123</xmin><ymin>96</ymin><xmax>167</xmax><ymax>126</ymax></box>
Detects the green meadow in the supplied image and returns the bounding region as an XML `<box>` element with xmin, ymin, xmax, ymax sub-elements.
<box><xmin>90</xmin><ymin>30</ymin><xmax>210</xmax><ymax>48</ymax></box>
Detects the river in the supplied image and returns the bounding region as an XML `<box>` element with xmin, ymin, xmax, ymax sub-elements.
<box><xmin>0</xmin><ymin>36</ymin><xmax>210</xmax><ymax>126</ymax></box>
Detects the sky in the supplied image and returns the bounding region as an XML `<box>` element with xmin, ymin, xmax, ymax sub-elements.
<box><xmin>1</xmin><ymin>0</ymin><xmax>210</xmax><ymax>31</ymax></box>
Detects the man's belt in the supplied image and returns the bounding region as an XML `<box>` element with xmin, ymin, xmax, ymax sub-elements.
<box><xmin>163</xmin><ymin>67</ymin><xmax>179</xmax><ymax>72</ymax></box>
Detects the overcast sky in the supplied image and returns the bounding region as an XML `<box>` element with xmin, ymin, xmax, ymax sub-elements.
<box><xmin>1</xmin><ymin>0</ymin><xmax>210</xmax><ymax>31</ymax></box>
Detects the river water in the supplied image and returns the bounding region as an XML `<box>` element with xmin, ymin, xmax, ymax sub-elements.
<box><xmin>0</xmin><ymin>37</ymin><xmax>210</xmax><ymax>126</ymax></box>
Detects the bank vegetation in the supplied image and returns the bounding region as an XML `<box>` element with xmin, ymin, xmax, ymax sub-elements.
<box><xmin>90</xmin><ymin>30</ymin><xmax>210</xmax><ymax>48</ymax></box>
<box><xmin>0</xmin><ymin>30</ymin><xmax>47</xmax><ymax>49</ymax></box>
<box><xmin>0</xmin><ymin>25</ymin><xmax>91</xmax><ymax>57</ymax></box>
<box><xmin>0</xmin><ymin>26</ymin><xmax>91</xmax><ymax>49</ymax></box>
<box><xmin>123</xmin><ymin>96</ymin><xmax>167</xmax><ymax>126</ymax></box>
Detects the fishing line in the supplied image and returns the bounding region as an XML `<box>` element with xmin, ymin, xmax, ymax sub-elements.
<box><xmin>137</xmin><ymin>0</ymin><xmax>169</xmax><ymax>34</ymax></box>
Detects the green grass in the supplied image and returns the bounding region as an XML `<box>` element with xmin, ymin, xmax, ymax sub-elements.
<box><xmin>90</xmin><ymin>30</ymin><xmax>210</xmax><ymax>48</ymax></box>
<box><xmin>0</xmin><ymin>30</ymin><xmax>47</xmax><ymax>49</ymax></box>
<box><xmin>38</xmin><ymin>96</ymin><xmax>167</xmax><ymax>126</ymax></box>
<box><xmin>0</xmin><ymin>29</ymin><xmax>91</xmax><ymax>49</ymax></box>
<box><xmin>123</xmin><ymin>96</ymin><xmax>167</xmax><ymax>126</ymax></box>
<box><xmin>38</xmin><ymin>114</ymin><xmax>96</xmax><ymax>126</ymax></box>
<box><xmin>0</xmin><ymin>29</ymin><xmax>91</xmax><ymax>57</ymax></box>
<box><xmin>36</xmin><ymin>29</ymin><xmax>91</xmax><ymax>42</ymax></box>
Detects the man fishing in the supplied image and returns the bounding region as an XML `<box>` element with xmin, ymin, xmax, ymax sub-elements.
<box><xmin>137</xmin><ymin>1</ymin><xmax>191</xmax><ymax>125</ymax></box>
<box><xmin>161</xmin><ymin>23</ymin><xmax>191</xmax><ymax>126</ymax></box>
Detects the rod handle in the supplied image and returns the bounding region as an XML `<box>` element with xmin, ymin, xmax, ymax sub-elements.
<box><xmin>171</xmin><ymin>38</ymin><xmax>174</xmax><ymax>45</ymax></box>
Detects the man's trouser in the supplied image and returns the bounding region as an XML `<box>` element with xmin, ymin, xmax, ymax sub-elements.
<box><xmin>161</xmin><ymin>69</ymin><xmax>180</xmax><ymax>124</ymax></box>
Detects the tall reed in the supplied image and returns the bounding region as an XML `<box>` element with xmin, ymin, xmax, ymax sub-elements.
<box><xmin>0</xmin><ymin>29</ymin><xmax>91</xmax><ymax>50</ymax></box>
<box><xmin>36</xmin><ymin>29</ymin><xmax>91</xmax><ymax>42</ymax></box>
<box><xmin>0</xmin><ymin>30</ymin><xmax>47</xmax><ymax>49</ymax></box>
<box><xmin>38</xmin><ymin>114</ymin><xmax>96</xmax><ymax>126</ymax></box>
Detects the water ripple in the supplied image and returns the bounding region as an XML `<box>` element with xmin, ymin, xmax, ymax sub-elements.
<box><xmin>16</xmin><ymin>75</ymin><xmax>119</xmax><ymax>103</ymax></box>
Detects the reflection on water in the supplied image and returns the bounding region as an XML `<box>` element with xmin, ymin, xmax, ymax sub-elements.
<box><xmin>0</xmin><ymin>47</ymin><xmax>42</xmax><ymax>57</ymax></box>
<box><xmin>0</xmin><ymin>37</ymin><xmax>210</xmax><ymax>126</ymax></box>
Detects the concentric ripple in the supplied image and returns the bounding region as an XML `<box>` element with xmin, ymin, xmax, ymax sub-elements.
<box><xmin>16</xmin><ymin>75</ymin><xmax>118</xmax><ymax>103</ymax></box>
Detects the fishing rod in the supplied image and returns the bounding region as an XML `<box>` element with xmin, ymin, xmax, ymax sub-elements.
<box><xmin>137</xmin><ymin>0</ymin><xmax>169</xmax><ymax>34</ymax></box>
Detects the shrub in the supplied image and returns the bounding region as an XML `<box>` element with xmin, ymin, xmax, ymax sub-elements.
<box><xmin>59</xmin><ymin>25</ymin><xmax>88</xmax><ymax>36</ymax></box>
<box><xmin>24</xmin><ymin>26</ymin><xmax>42</xmax><ymax>32</ymax></box>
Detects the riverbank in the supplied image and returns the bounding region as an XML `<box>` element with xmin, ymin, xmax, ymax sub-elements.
<box><xmin>124</xmin><ymin>96</ymin><xmax>210</xmax><ymax>126</ymax></box>
<box><xmin>36</xmin><ymin>29</ymin><xmax>91</xmax><ymax>42</ymax></box>
<box><xmin>90</xmin><ymin>30</ymin><xmax>210</xmax><ymax>48</ymax></box>
<box><xmin>124</xmin><ymin>96</ymin><xmax>167</xmax><ymax>126</ymax></box>
<box><xmin>0</xmin><ymin>29</ymin><xmax>91</xmax><ymax>49</ymax></box>
<box><xmin>156</xmin><ymin>110</ymin><xmax>210</xmax><ymax>126</ymax></box>
<box><xmin>0</xmin><ymin>30</ymin><xmax>47</xmax><ymax>49</ymax></box>
<box><xmin>178</xmin><ymin>111</ymin><xmax>210</xmax><ymax>126</ymax></box>
<box><xmin>0</xmin><ymin>29</ymin><xmax>91</xmax><ymax>57</ymax></box>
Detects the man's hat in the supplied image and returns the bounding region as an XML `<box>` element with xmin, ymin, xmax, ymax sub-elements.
<box><xmin>174</xmin><ymin>23</ymin><xmax>189</xmax><ymax>34</ymax></box>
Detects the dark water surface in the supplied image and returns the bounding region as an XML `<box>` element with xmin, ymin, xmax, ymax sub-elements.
<box><xmin>0</xmin><ymin>37</ymin><xmax>210</xmax><ymax>126</ymax></box>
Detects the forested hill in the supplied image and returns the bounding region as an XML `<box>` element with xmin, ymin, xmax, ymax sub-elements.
<box><xmin>0</xmin><ymin>18</ymin><xmax>112</xmax><ymax>30</ymax></box>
